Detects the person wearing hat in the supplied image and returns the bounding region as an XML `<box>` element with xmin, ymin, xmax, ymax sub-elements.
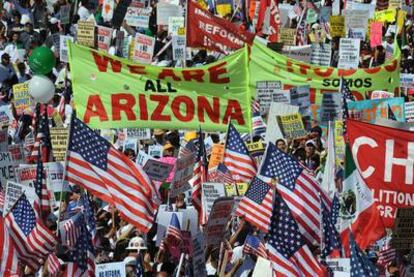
<box><xmin>124</xmin><ymin>236</ymin><xmax>153</xmax><ymax>276</ymax></box>
<box><xmin>153</xmin><ymin>129</ymin><xmax>166</xmax><ymax>145</ymax></box>
<box><xmin>162</xmin><ymin>142</ymin><xmax>174</xmax><ymax>157</ymax></box>
<box><xmin>304</xmin><ymin>139</ymin><xmax>320</xmax><ymax>172</ymax></box>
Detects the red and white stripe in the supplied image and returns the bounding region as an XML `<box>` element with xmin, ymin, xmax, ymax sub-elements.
<box><xmin>47</xmin><ymin>253</ymin><xmax>61</xmax><ymax>276</ymax></box>
<box><xmin>166</xmin><ymin>226</ymin><xmax>182</xmax><ymax>242</ymax></box>
<box><xmin>267</xmin><ymin>244</ymin><xmax>325</xmax><ymax>277</ymax></box>
<box><xmin>235</xmin><ymin>187</ymin><xmax>273</xmax><ymax>233</ymax></box>
<box><xmin>189</xmin><ymin>159</ymin><xmax>207</xmax><ymax>224</ymax></box>
<box><xmin>277</xmin><ymin>170</ymin><xmax>323</xmax><ymax>245</ymax></box>
<box><xmin>244</xmin><ymin>243</ymin><xmax>268</xmax><ymax>259</ymax></box>
<box><xmin>0</xmin><ymin>217</ymin><xmax>19</xmax><ymax>277</ymax></box>
<box><xmin>60</xmin><ymin>218</ymin><xmax>81</xmax><ymax>248</ymax></box>
<box><xmin>378</xmin><ymin>243</ymin><xmax>396</xmax><ymax>266</ymax></box>
<box><xmin>66</xmin><ymin>148</ymin><xmax>159</xmax><ymax>233</ymax></box>
<box><xmin>63</xmin><ymin>256</ymin><xmax>95</xmax><ymax>277</ymax></box>
<box><xmin>223</xmin><ymin>149</ymin><xmax>256</xmax><ymax>183</ymax></box>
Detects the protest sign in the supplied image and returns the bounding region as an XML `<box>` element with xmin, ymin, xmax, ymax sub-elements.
<box><xmin>168</xmin><ymin>16</ymin><xmax>184</xmax><ymax>35</ymax></box>
<box><xmin>50</xmin><ymin>127</ymin><xmax>69</xmax><ymax>162</ymax></box>
<box><xmin>123</xmin><ymin>138</ymin><xmax>138</xmax><ymax>152</ymax></box>
<box><xmin>330</xmin><ymin>16</ymin><xmax>345</xmax><ymax>37</ymax></box>
<box><xmin>97</xmin><ymin>26</ymin><xmax>113</xmax><ymax>51</ymax></box>
<box><xmin>136</xmin><ymin>150</ymin><xmax>154</xmax><ymax>167</ymax></box>
<box><xmin>208</xmin><ymin>144</ymin><xmax>224</xmax><ymax>169</ymax></box>
<box><xmin>371</xmin><ymin>90</ymin><xmax>394</xmax><ymax>99</ymax></box>
<box><xmin>60</xmin><ymin>4</ymin><xmax>71</xmax><ymax>24</ymax></box>
<box><xmin>205</xmin><ymin>197</ymin><xmax>234</xmax><ymax>246</ymax></box>
<box><xmin>290</xmin><ymin>86</ymin><xmax>311</xmax><ymax>116</ymax></box>
<box><xmin>23</xmin><ymin>133</ymin><xmax>34</xmax><ymax>161</ymax></box>
<box><xmin>272</xmin><ymin>90</ymin><xmax>291</xmax><ymax>104</ymax></box>
<box><xmin>370</xmin><ymin>22</ymin><xmax>383</xmax><ymax>48</ymax></box>
<box><xmin>143</xmin><ymin>159</ymin><xmax>173</xmax><ymax>182</ymax></box>
<box><xmin>334</xmin><ymin>120</ymin><xmax>345</xmax><ymax>165</ymax></box>
<box><xmin>279</xmin><ymin>28</ymin><xmax>296</xmax><ymax>46</ymax></box>
<box><xmin>148</xmin><ymin>145</ymin><xmax>163</xmax><ymax>158</ymax></box>
<box><xmin>112</xmin><ymin>0</ymin><xmax>132</xmax><ymax>28</ymax></box>
<box><xmin>405</xmin><ymin>102</ymin><xmax>414</xmax><ymax>123</ymax></box>
<box><xmin>256</xmin><ymin>81</ymin><xmax>282</xmax><ymax>114</ymax></box>
<box><xmin>338</xmin><ymin>38</ymin><xmax>360</xmax><ymax>69</ymax></box>
<box><xmin>157</xmin><ymin>3</ymin><xmax>182</xmax><ymax>25</ymax></box>
<box><xmin>44</xmin><ymin>162</ymin><xmax>68</xmax><ymax>203</ymax></box>
<box><xmin>100</xmin><ymin>129</ymin><xmax>115</xmax><ymax>143</ymax></box>
<box><xmin>125</xmin><ymin>7</ymin><xmax>151</xmax><ymax>28</ymax></box>
<box><xmin>172</xmin><ymin>35</ymin><xmax>186</xmax><ymax>61</ymax></box>
<box><xmin>102</xmin><ymin>0</ymin><xmax>114</xmax><ymax>22</ymax></box>
<box><xmin>349</xmin><ymin>28</ymin><xmax>366</xmax><ymax>40</ymax></box>
<box><xmin>250</xmin><ymin>40</ymin><xmax>400</xmax><ymax>102</ymax></box>
<box><xmin>126</xmin><ymin>128</ymin><xmax>151</xmax><ymax>140</ymax></box>
<box><xmin>192</xmin><ymin>233</ymin><xmax>207</xmax><ymax>276</ymax></box>
<box><xmin>320</xmin><ymin>91</ymin><xmax>342</xmax><ymax>122</ymax></box>
<box><xmin>281</xmin><ymin>45</ymin><xmax>312</xmax><ymax>63</ymax></box>
<box><xmin>69</xmin><ymin>42</ymin><xmax>251</xmax><ymax>132</ymax></box>
<box><xmin>170</xmin><ymin>153</ymin><xmax>195</xmax><ymax>197</ymax></box>
<box><xmin>187</xmin><ymin>0</ymin><xmax>254</xmax><ymax>53</ymax></box>
<box><xmin>76</xmin><ymin>21</ymin><xmax>95</xmax><ymax>47</ymax></box>
<box><xmin>133</xmin><ymin>33</ymin><xmax>155</xmax><ymax>64</ymax></box>
<box><xmin>0</xmin><ymin>152</ymin><xmax>16</xmax><ymax>185</ymax></box>
<box><xmin>156</xmin><ymin>208</ymin><xmax>199</xmax><ymax>244</ymax></box>
<box><xmin>95</xmin><ymin>262</ymin><xmax>126</xmax><ymax>276</ymax></box>
<box><xmin>59</xmin><ymin>35</ymin><xmax>74</xmax><ymax>63</ymax></box>
<box><xmin>277</xmin><ymin>113</ymin><xmax>307</xmax><ymax>139</ymax></box>
<box><xmin>8</xmin><ymin>144</ymin><xmax>24</xmax><ymax>164</ymax></box>
<box><xmin>400</xmin><ymin>74</ymin><xmax>414</xmax><ymax>88</ymax></box>
<box><xmin>348</xmin><ymin>97</ymin><xmax>405</xmax><ymax>123</ymax></box>
<box><xmin>247</xmin><ymin>141</ymin><xmax>265</xmax><ymax>157</ymax></box>
<box><xmin>0</xmin><ymin>104</ymin><xmax>12</xmax><ymax>127</ymax></box>
<box><xmin>252</xmin><ymin>257</ymin><xmax>273</xmax><ymax>277</ymax></box>
<box><xmin>374</xmin><ymin>8</ymin><xmax>397</xmax><ymax>23</ymax></box>
<box><xmin>13</xmin><ymin>82</ymin><xmax>32</xmax><ymax>115</ymax></box>
<box><xmin>344</xmin><ymin>9</ymin><xmax>368</xmax><ymax>30</ymax></box>
<box><xmin>326</xmin><ymin>258</ymin><xmax>351</xmax><ymax>275</ymax></box>
<box><xmin>264</xmin><ymin>102</ymin><xmax>299</xmax><ymax>144</ymax></box>
<box><xmin>201</xmin><ymin>183</ymin><xmax>227</xmax><ymax>219</ymax></box>
<box><xmin>0</xmin><ymin>129</ymin><xmax>8</xmax><ymax>152</ymax></box>
<box><xmin>3</xmin><ymin>180</ymin><xmax>36</xmax><ymax>216</ymax></box>
<box><xmin>311</xmin><ymin>43</ymin><xmax>332</xmax><ymax>66</ymax></box>
<box><xmin>347</xmin><ymin>120</ymin><xmax>414</xmax><ymax>227</ymax></box>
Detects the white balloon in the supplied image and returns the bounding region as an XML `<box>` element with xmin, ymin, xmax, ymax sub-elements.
<box><xmin>28</xmin><ymin>75</ymin><xmax>55</xmax><ymax>104</ymax></box>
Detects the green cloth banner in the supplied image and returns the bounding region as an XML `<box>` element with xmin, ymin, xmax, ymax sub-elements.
<box><xmin>250</xmin><ymin>40</ymin><xmax>401</xmax><ymax>103</ymax></box>
<box><xmin>68</xmin><ymin>43</ymin><xmax>251</xmax><ymax>132</ymax></box>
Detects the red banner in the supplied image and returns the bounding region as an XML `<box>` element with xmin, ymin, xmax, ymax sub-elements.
<box><xmin>347</xmin><ymin>119</ymin><xmax>414</xmax><ymax>227</ymax></box>
<box><xmin>187</xmin><ymin>0</ymin><xmax>255</xmax><ymax>54</ymax></box>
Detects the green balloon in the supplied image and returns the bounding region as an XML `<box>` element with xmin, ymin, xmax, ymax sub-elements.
<box><xmin>28</xmin><ymin>47</ymin><xmax>56</xmax><ymax>74</ymax></box>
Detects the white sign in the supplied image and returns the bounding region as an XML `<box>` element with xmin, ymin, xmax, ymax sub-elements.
<box><xmin>125</xmin><ymin>7</ymin><xmax>152</xmax><ymax>28</ymax></box>
<box><xmin>326</xmin><ymin>258</ymin><xmax>351</xmax><ymax>275</ymax></box>
<box><xmin>95</xmin><ymin>262</ymin><xmax>126</xmax><ymax>277</ymax></box>
<box><xmin>126</xmin><ymin>128</ymin><xmax>151</xmax><ymax>140</ymax></box>
<box><xmin>256</xmin><ymin>81</ymin><xmax>283</xmax><ymax>114</ymax></box>
<box><xmin>148</xmin><ymin>145</ymin><xmax>163</xmax><ymax>158</ymax></box>
<box><xmin>133</xmin><ymin>33</ymin><xmax>155</xmax><ymax>64</ymax></box>
<box><xmin>143</xmin><ymin>159</ymin><xmax>173</xmax><ymax>182</ymax></box>
<box><xmin>172</xmin><ymin>35</ymin><xmax>186</xmax><ymax>61</ymax></box>
<box><xmin>405</xmin><ymin>102</ymin><xmax>414</xmax><ymax>123</ymax></box>
<box><xmin>170</xmin><ymin>153</ymin><xmax>195</xmax><ymax>197</ymax></box>
<box><xmin>59</xmin><ymin>35</ymin><xmax>74</xmax><ymax>63</ymax></box>
<box><xmin>349</xmin><ymin>28</ymin><xmax>366</xmax><ymax>40</ymax></box>
<box><xmin>311</xmin><ymin>43</ymin><xmax>332</xmax><ymax>66</ymax></box>
<box><xmin>97</xmin><ymin>26</ymin><xmax>113</xmax><ymax>51</ymax></box>
<box><xmin>344</xmin><ymin>9</ymin><xmax>368</xmax><ymax>30</ymax></box>
<box><xmin>371</xmin><ymin>90</ymin><xmax>394</xmax><ymax>99</ymax></box>
<box><xmin>0</xmin><ymin>152</ymin><xmax>15</xmax><ymax>185</ymax></box>
<box><xmin>201</xmin><ymin>183</ymin><xmax>226</xmax><ymax>220</ymax></box>
<box><xmin>338</xmin><ymin>38</ymin><xmax>360</xmax><ymax>69</ymax></box>
<box><xmin>3</xmin><ymin>180</ymin><xmax>36</xmax><ymax>216</ymax></box>
<box><xmin>401</xmin><ymin>73</ymin><xmax>414</xmax><ymax>88</ymax></box>
<box><xmin>136</xmin><ymin>150</ymin><xmax>154</xmax><ymax>167</ymax></box>
<box><xmin>264</xmin><ymin>102</ymin><xmax>299</xmax><ymax>144</ymax></box>
<box><xmin>101</xmin><ymin>0</ymin><xmax>114</xmax><ymax>22</ymax></box>
<box><xmin>168</xmin><ymin>16</ymin><xmax>184</xmax><ymax>35</ymax></box>
<box><xmin>281</xmin><ymin>45</ymin><xmax>312</xmax><ymax>63</ymax></box>
<box><xmin>157</xmin><ymin>3</ymin><xmax>182</xmax><ymax>25</ymax></box>
<box><xmin>205</xmin><ymin>197</ymin><xmax>234</xmax><ymax>246</ymax></box>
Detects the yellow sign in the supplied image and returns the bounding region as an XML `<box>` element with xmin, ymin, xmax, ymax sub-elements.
<box><xmin>246</xmin><ymin>141</ymin><xmax>264</xmax><ymax>153</ymax></box>
<box><xmin>13</xmin><ymin>82</ymin><xmax>32</xmax><ymax>115</ymax></box>
<box><xmin>236</xmin><ymin>183</ymin><xmax>248</xmax><ymax>196</ymax></box>
<box><xmin>50</xmin><ymin>127</ymin><xmax>69</xmax><ymax>161</ymax></box>
<box><xmin>329</xmin><ymin>16</ymin><xmax>345</xmax><ymax>37</ymax></box>
<box><xmin>280</xmin><ymin>28</ymin><xmax>296</xmax><ymax>46</ymax></box>
<box><xmin>397</xmin><ymin>10</ymin><xmax>407</xmax><ymax>34</ymax></box>
<box><xmin>208</xmin><ymin>144</ymin><xmax>225</xmax><ymax>169</ymax></box>
<box><xmin>334</xmin><ymin>120</ymin><xmax>345</xmax><ymax>165</ymax></box>
<box><xmin>216</xmin><ymin>4</ymin><xmax>231</xmax><ymax>17</ymax></box>
<box><xmin>52</xmin><ymin>111</ymin><xmax>64</xmax><ymax>127</ymax></box>
<box><xmin>277</xmin><ymin>113</ymin><xmax>307</xmax><ymax>139</ymax></box>
<box><xmin>77</xmin><ymin>21</ymin><xmax>95</xmax><ymax>47</ymax></box>
<box><xmin>374</xmin><ymin>9</ymin><xmax>397</xmax><ymax>23</ymax></box>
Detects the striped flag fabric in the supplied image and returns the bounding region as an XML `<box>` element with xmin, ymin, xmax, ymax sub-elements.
<box><xmin>377</xmin><ymin>241</ymin><xmax>396</xmax><ymax>266</ymax></box>
<box><xmin>166</xmin><ymin>213</ymin><xmax>182</xmax><ymax>243</ymax></box>
<box><xmin>30</xmin><ymin>104</ymin><xmax>52</xmax><ymax>162</ymax></box>
<box><xmin>135</xmin><ymin>253</ymin><xmax>144</xmax><ymax>277</ymax></box>
<box><xmin>349</xmin><ymin>233</ymin><xmax>379</xmax><ymax>276</ymax></box>
<box><xmin>78</xmin><ymin>194</ymin><xmax>97</xmax><ymax>245</ymax></box>
<box><xmin>208</xmin><ymin>163</ymin><xmax>235</xmax><ymax>184</ymax></box>
<box><xmin>223</xmin><ymin>123</ymin><xmax>256</xmax><ymax>182</ymax></box>
<box><xmin>0</xmin><ymin>185</ymin><xmax>4</xmax><ymax>213</ymax></box>
<box><xmin>341</xmin><ymin>78</ymin><xmax>354</xmax><ymax>135</ymax></box>
<box><xmin>189</xmin><ymin>128</ymin><xmax>208</xmax><ymax>223</ymax></box>
<box><xmin>65</xmin><ymin>117</ymin><xmax>159</xmax><ymax>234</ymax></box>
<box><xmin>0</xmin><ymin>216</ymin><xmax>19</xmax><ymax>277</ymax></box>
<box><xmin>5</xmin><ymin>194</ymin><xmax>57</xmax><ymax>271</ymax></box>
<box><xmin>33</xmin><ymin>152</ymin><xmax>53</xmax><ymax>220</ymax></box>
<box><xmin>47</xmin><ymin>253</ymin><xmax>61</xmax><ymax>276</ymax></box>
<box><xmin>243</xmin><ymin>235</ymin><xmax>268</xmax><ymax>258</ymax></box>
<box><xmin>59</xmin><ymin>213</ymin><xmax>83</xmax><ymax>248</ymax></box>
<box><xmin>266</xmin><ymin>192</ymin><xmax>326</xmax><ymax>276</ymax></box>
<box><xmin>235</xmin><ymin>176</ymin><xmax>273</xmax><ymax>233</ymax></box>
<box><xmin>259</xmin><ymin>142</ymin><xmax>323</xmax><ymax>245</ymax></box>
<box><xmin>321</xmin><ymin>200</ymin><xmax>342</xmax><ymax>260</ymax></box>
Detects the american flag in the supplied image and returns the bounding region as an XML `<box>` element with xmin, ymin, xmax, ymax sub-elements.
<box><xmin>59</xmin><ymin>212</ymin><xmax>83</xmax><ymax>248</ymax></box>
<box><xmin>208</xmin><ymin>163</ymin><xmax>235</xmax><ymax>184</ymax></box>
<box><xmin>78</xmin><ymin>194</ymin><xmax>97</xmax><ymax>245</ymax></box>
<box><xmin>47</xmin><ymin>253</ymin><xmax>61</xmax><ymax>276</ymax></box>
<box><xmin>235</xmin><ymin>176</ymin><xmax>273</xmax><ymax>233</ymax></box>
<box><xmin>331</xmin><ymin>194</ymin><xmax>340</xmax><ymax>226</ymax></box>
<box><xmin>388</xmin><ymin>104</ymin><xmax>397</xmax><ymax>120</ymax></box>
<box><xmin>135</xmin><ymin>253</ymin><xmax>144</xmax><ymax>277</ymax></box>
<box><xmin>266</xmin><ymin>192</ymin><xmax>325</xmax><ymax>276</ymax></box>
<box><xmin>259</xmin><ymin>142</ymin><xmax>323</xmax><ymax>245</ymax></box>
<box><xmin>0</xmin><ymin>184</ymin><xmax>4</xmax><ymax>213</ymax></box>
<box><xmin>66</xmin><ymin>117</ymin><xmax>159</xmax><ymax>233</ymax></box>
<box><xmin>252</xmin><ymin>112</ymin><xmax>266</xmax><ymax>139</ymax></box>
<box><xmin>243</xmin><ymin>235</ymin><xmax>268</xmax><ymax>258</ymax></box>
<box><xmin>189</xmin><ymin>128</ymin><xmax>208</xmax><ymax>223</ymax></box>
<box><xmin>30</xmin><ymin>104</ymin><xmax>52</xmax><ymax>162</ymax></box>
<box><xmin>0</xmin><ymin>215</ymin><xmax>19</xmax><ymax>276</ymax></box>
<box><xmin>223</xmin><ymin>123</ymin><xmax>256</xmax><ymax>182</ymax></box>
<box><xmin>251</xmin><ymin>98</ymin><xmax>260</xmax><ymax>114</ymax></box>
<box><xmin>4</xmin><ymin>194</ymin><xmax>57</xmax><ymax>271</ymax></box>
<box><xmin>377</xmin><ymin>241</ymin><xmax>396</xmax><ymax>266</ymax></box>
<box><xmin>399</xmin><ymin>263</ymin><xmax>408</xmax><ymax>277</ymax></box>
<box><xmin>349</xmin><ymin>233</ymin><xmax>379</xmax><ymax>276</ymax></box>
<box><xmin>63</xmin><ymin>215</ymin><xmax>95</xmax><ymax>277</ymax></box>
<box><xmin>341</xmin><ymin>78</ymin><xmax>354</xmax><ymax>135</ymax></box>
<box><xmin>166</xmin><ymin>213</ymin><xmax>182</xmax><ymax>243</ymax></box>
<box><xmin>33</xmin><ymin>151</ymin><xmax>53</xmax><ymax>220</ymax></box>
<box><xmin>321</xmin><ymin>200</ymin><xmax>342</xmax><ymax>260</ymax></box>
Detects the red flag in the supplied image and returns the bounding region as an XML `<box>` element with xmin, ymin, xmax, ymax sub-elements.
<box><xmin>187</xmin><ymin>0</ymin><xmax>255</xmax><ymax>53</ymax></box>
<box><xmin>255</xmin><ymin>0</ymin><xmax>280</xmax><ymax>42</ymax></box>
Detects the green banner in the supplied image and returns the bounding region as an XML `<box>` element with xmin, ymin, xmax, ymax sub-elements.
<box><xmin>68</xmin><ymin>43</ymin><xmax>251</xmax><ymax>132</ymax></box>
<box><xmin>250</xmin><ymin>40</ymin><xmax>401</xmax><ymax>102</ymax></box>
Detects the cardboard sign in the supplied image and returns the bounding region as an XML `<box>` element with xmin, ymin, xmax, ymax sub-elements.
<box><xmin>172</xmin><ymin>35</ymin><xmax>186</xmax><ymax>61</ymax></box>
<box><xmin>168</xmin><ymin>16</ymin><xmax>184</xmax><ymax>35</ymax></box>
<box><xmin>125</xmin><ymin>7</ymin><xmax>151</xmax><ymax>28</ymax></box>
<box><xmin>311</xmin><ymin>43</ymin><xmax>332</xmax><ymax>66</ymax></box>
<box><xmin>60</xmin><ymin>4</ymin><xmax>71</xmax><ymax>24</ymax></box>
<box><xmin>143</xmin><ymin>159</ymin><xmax>173</xmax><ymax>182</ymax></box>
<box><xmin>126</xmin><ymin>128</ymin><xmax>151</xmax><ymax>140</ymax></box>
<box><xmin>277</xmin><ymin>113</ymin><xmax>307</xmax><ymax>139</ymax></box>
<box><xmin>320</xmin><ymin>92</ymin><xmax>342</xmax><ymax>122</ymax></box>
<box><xmin>256</xmin><ymin>81</ymin><xmax>283</xmax><ymax>114</ymax></box>
<box><xmin>77</xmin><ymin>21</ymin><xmax>95</xmax><ymax>47</ymax></box>
<box><xmin>50</xmin><ymin>127</ymin><xmax>69</xmax><ymax>162</ymax></box>
<box><xmin>205</xmin><ymin>197</ymin><xmax>234</xmax><ymax>246</ymax></box>
<box><xmin>338</xmin><ymin>38</ymin><xmax>360</xmax><ymax>69</ymax></box>
<box><xmin>330</xmin><ymin>15</ymin><xmax>345</xmax><ymax>37</ymax></box>
<box><xmin>279</xmin><ymin>28</ymin><xmax>296</xmax><ymax>46</ymax></box>
<box><xmin>157</xmin><ymin>3</ymin><xmax>182</xmax><ymax>25</ymax></box>
<box><xmin>170</xmin><ymin>153</ymin><xmax>195</xmax><ymax>197</ymax></box>
<box><xmin>3</xmin><ymin>180</ymin><xmax>36</xmax><ymax>216</ymax></box>
<box><xmin>201</xmin><ymin>183</ymin><xmax>226</xmax><ymax>219</ymax></box>
<box><xmin>59</xmin><ymin>35</ymin><xmax>74</xmax><ymax>63</ymax></box>
<box><xmin>208</xmin><ymin>144</ymin><xmax>224</xmax><ymax>169</ymax></box>
<box><xmin>97</xmin><ymin>26</ymin><xmax>113</xmax><ymax>51</ymax></box>
<box><xmin>13</xmin><ymin>82</ymin><xmax>32</xmax><ymax>115</ymax></box>
<box><xmin>133</xmin><ymin>33</ymin><xmax>155</xmax><ymax>64</ymax></box>
<box><xmin>148</xmin><ymin>145</ymin><xmax>163</xmax><ymax>158</ymax></box>
<box><xmin>0</xmin><ymin>152</ymin><xmax>16</xmax><ymax>185</ymax></box>
<box><xmin>0</xmin><ymin>104</ymin><xmax>12</xmax><ymax>127</ymax></box>
<box><xmin>95</xmin><ymin>262</ymin><xmax>126</xmax><ymax>276</ymax></box>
